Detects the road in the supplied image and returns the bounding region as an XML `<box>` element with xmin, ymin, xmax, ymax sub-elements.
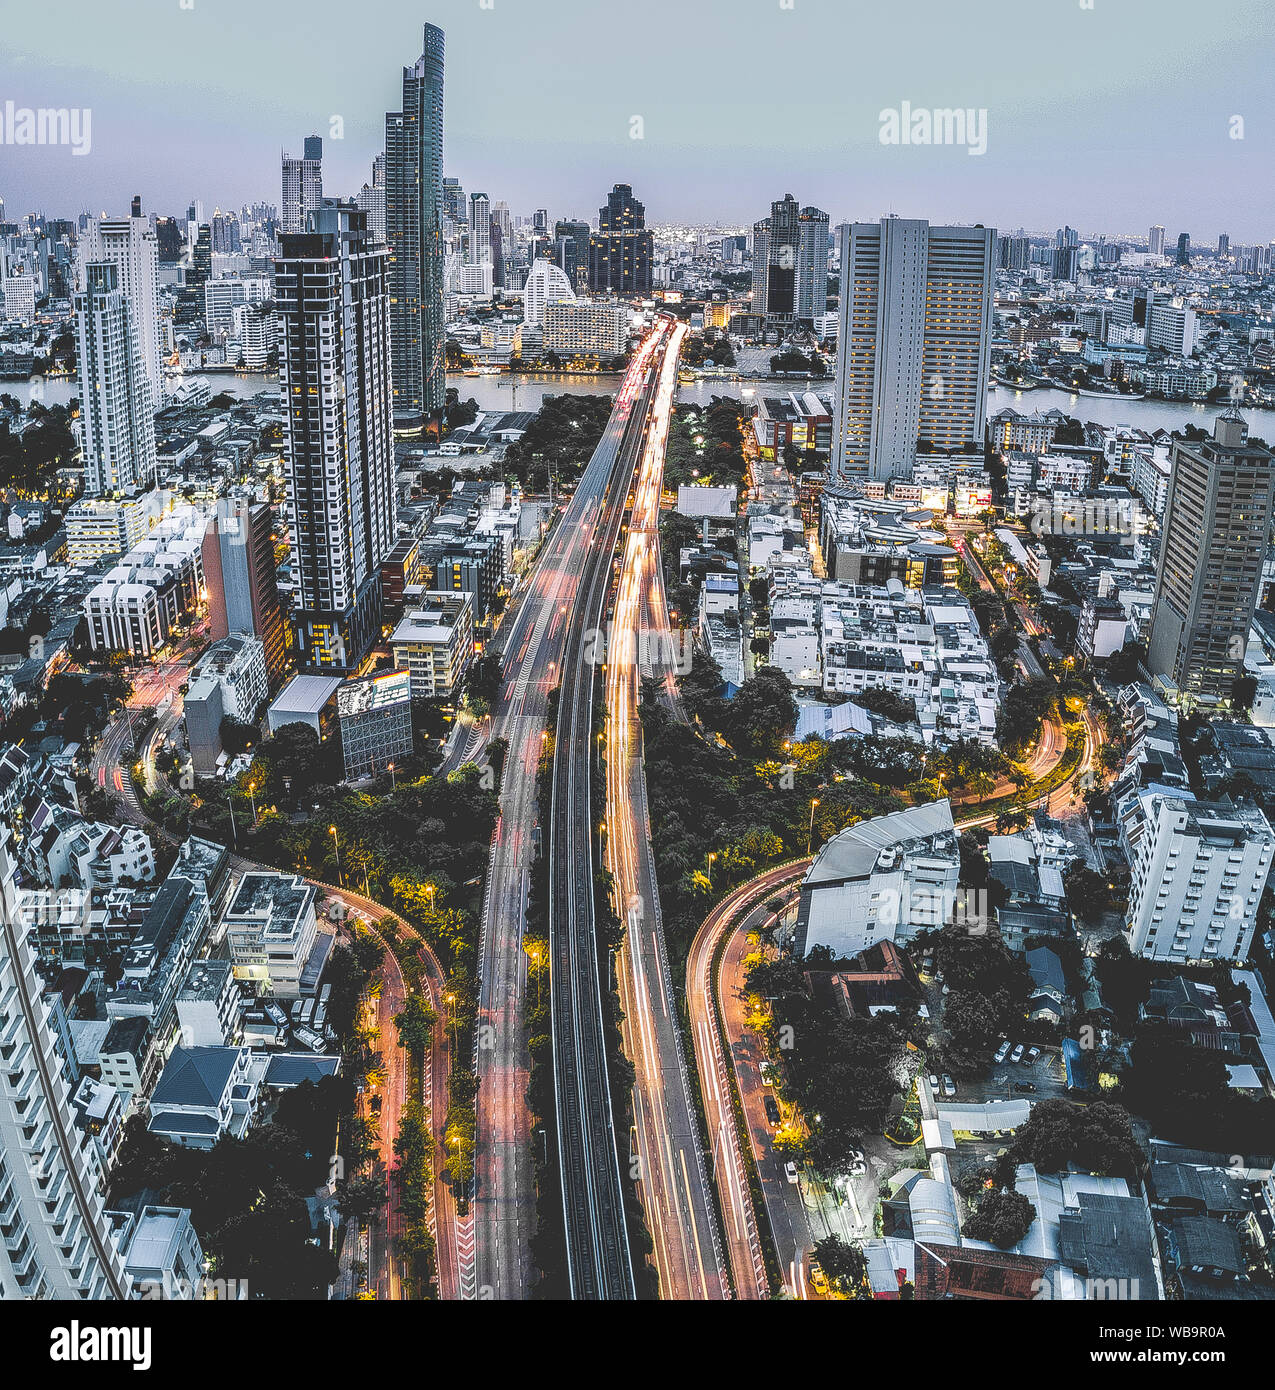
<box><xmin>605</xmin><ymin>320</ymin><xmax>730</xmax><ymax>1301</ymax></box>
<box><xmin>548</xmin><ymin>320</ymin><xmax>680</xmax><ymax>1299</ymax></box>
<box><xmin>468</xmin><ymin>323</ymin><xmax>669</xmax><ymax>1300</ymax></box>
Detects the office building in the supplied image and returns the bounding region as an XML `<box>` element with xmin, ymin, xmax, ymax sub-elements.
<box><xmin>223</xmin><ymin>871</ymin><xmax>319</xmax><ymax>997</ymax></box>
<box><xmin>0</xmin><ymin>828</ymin><xmax>130</xmax><ymax>1297</ymax></box>
<box><xmin>1147</xmin><ymin>410</ymin><xmax>1275</xmax><ymax>704</ymax></box>
<box><xmin>587</xmin><ymin>183</ymin><xmax>653</xmax><ymax>296</ymax></box>
<box><xmin>386</xmin><ymin>22</ymin><xmax>446</xmax><ymax>429</ymax></box>
<box><xmin>281</xmin><ymin>137</ymin><xmax>323</xmax><ymax>236</ymax></box>
<box><xmin>468</xmin><ymin>192</ymin><xmax>491</xmax><ymax>267</ymax></box>
<box><xmin>65</xmin><ymin>491</ymin><xmax>161</xmax><ymax>566</ymax></box>
<box><xmin>1176</xmin><ymin>232</ymin><xmax>1191</xmax><ymax>266</ymax></box>
<box><xmin>183</xmin><ymin>634</ymin><xmax>269</xmax><ymax>774</ymax></box>
<box><xmin>276</xmin><ymin>203</ymin><xmax>396</xmax><ymax>673</ymax></box>
<box><xmin>79</xmin><ymin>206</ymin><xmax>163</xmax><ymax>403</ymax></box>
<box><xmin>796</xmin><ymin>205</ymin><xmax>830</xmax><ymax>324</ymax></box>
<box><xmin>336</xmin><ymin>669</ymin><xmax>413</xmax><ymax>780</ymax></box>
<box><xmin>74</xmin><ymin>261</ymin><xmax>158</xmax><ymax>497</ymax></box>
<box><xmin>391</xmin><ymin>592</ymin><xmax>474</xmax><ymax>701</ymax></box>
<box><xmin>1122</xmin><ymin>790</ymin><xmax>1274</xmax><ymax>962</ymax></box>
<box><xmin>752</xmin><ymin>194</ymin><xmax>801</xmax><ymax>327</ymax></box>
<box><xmin>543</xmin><ymin>299</ymin><xmax>629</xmax><ymax>358</ymax></box>
<box><xmin>356</xmin><ymin>152</ymin><xmax>387</xmax><ymax>243</ymax></box>
<box><xmin>522</xmin><ymin>257</ymin><xmax>576</xmax><ymax>327</ymax></box>
<box><xmin>554</xmin><ymin>217</ymin><xmax>590</xmax><ymax>285</ymax></box>
<box><xmin>1149</xmin><ymin>225</ymin><xmax>1166</xmax><ymax>257</ymax></box>
<box><xmin>202</xmin><ymin>496</ymin><xmax>287</xmax><ymax>679</ymax></box>
<box><xmin>831</xmin><ymin>217</ymin><xmax>994</xmax><ymax>483</ymax></box>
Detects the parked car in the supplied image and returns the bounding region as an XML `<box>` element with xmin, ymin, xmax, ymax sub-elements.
<box><xmin>847</xmin><ymin>1148</ymin><xmax>867</xmax><ymax>1176</ymax></box>
<box><xmin>941</xmin><ymin>1074</ymin><xmax>956</xmax><ymax>1097</ymax></box>
<box><xmin>993</xmin><ymin>1040</ymin><xmax>1011</xmax><ymax>1064</ymax></box>
<box><xmin>809</xmin><ymin>1259</ymin><xmax>828</xmax><ymax>1294</ymax></box>
<box><xmin>1009</xmin><ymin>1043</ymin><xmax>1025</xmax><ymax>1063</ymax></box>
<box><xmin>1014</xmin><ymin>1082</ymin><xmax>1037</xmax><ymax>1093</ymax></box>
<box><xmin>785</xmin><ymin>1160</ymin><xmax>800</xmax><ymax>1185</ymax></box>
<box><xmin>1025</xmin><ymin>1046</ymin><xmax>1041</xmax><ymax>1065</ymax></box>
<box><xmin>928</xmin><ymin>1073</ymin><xmax>940</xmax><ymax>1091</ymax></box>
<box><xmin>763</xmin><ymin>1095</ymin><xmax>781</xmax><ymax>1126</ymax></box>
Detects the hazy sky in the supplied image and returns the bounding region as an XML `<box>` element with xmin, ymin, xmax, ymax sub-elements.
<box><xmin>3</xmin><ymin>0</ymin><xmax>1272</xmax><ymax>241</ymax></box>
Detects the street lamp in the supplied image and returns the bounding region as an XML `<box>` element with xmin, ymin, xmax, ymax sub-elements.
<box><xmin>445</xmin><ymin>993</ymin><xmax>457</xmax><ymax>1055</ymax></box>
<box><xmin>247</xmin><ymin>780</ymin><xmax>257</xmax><ymax>825</ymax></box>
<box><xmin>388</xmin><ymin>762</ymin><xmax>396</xmax><ymax>791</ymax></box>
<box><xmin>807</xmin><ymin>798</ymin><xmax>820</xmax><ymax>857</ymax></box>
<box><xmin>706</xmin><ymin>852</ymin><xmax>716</xmax><ymax>886</ymax></box>
<box><xmin>329</xmin><ymin>825</ymin><xmax>342</xmax><ymax>886</ymax></box>
<box><xmin>426</xmin><ymin>882</ymin><xmax>437</xmax><ymax>914</ymax></box>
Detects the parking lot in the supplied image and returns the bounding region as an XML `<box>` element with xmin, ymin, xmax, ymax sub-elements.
<box><xmin>932</xmin><ymin>1041</ymin><xmax>1071</xmax><ymax>1108</ymax></box>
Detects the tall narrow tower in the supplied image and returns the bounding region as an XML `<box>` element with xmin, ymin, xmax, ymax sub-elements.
<box><xmin>276</xmin><ymin>204</ymin><xmax>396</xmax><ymax>673</ymax></box>
<box><xmin>78</xmin><ymin>207</ymin><xmax>163</xmax><ymax>403</ymax></box>
<box><xmin>74</xmin><ymin>261</ymin><xmax>157</xmax><ymax>497</ymax></box>
<box><xmin>386</xmin><ymin>22</ymin><xmax>446</xmax><ymax>430</ymax></box>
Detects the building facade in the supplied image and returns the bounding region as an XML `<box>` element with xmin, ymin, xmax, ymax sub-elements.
<box><xmin>831</xmin><ymin>217</ymin><xmax>994</xmax><ymax>484</ymax></box>
<box><xmin>276</xmin><ymin>204</ymin><xmax>396</xmax><ymax>673</ymax></box>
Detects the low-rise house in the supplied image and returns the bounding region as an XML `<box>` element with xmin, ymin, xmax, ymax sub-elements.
<box><xmin>147</xmin><ymin>1045</ymin><xmax>259</xmax><ymax>1149</ymax></box>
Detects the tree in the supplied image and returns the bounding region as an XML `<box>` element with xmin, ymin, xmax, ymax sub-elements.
<box><xmin>393</xmin><ymin>993</ymin><xmax>438</xmax><ymax>1054</ymax></box>
<box><xmin>721</xmin><ymin>665</ymin><xmax>797</xmax><ymax>758</ymax></box>
<box><xmin>1005</xmin><ymin>1098</ymin><xmax>1141</xmax><ymax>1179</ymax></box>
<box><xmin>1233</xmin><ymin>674</ymin><xmax>1258</xmax><ymax>714</ymax></box>
<box><xmin>964</xmin><ymin>1187</ymin><xmax>1036</xmax><ymax>1249</ymax></box>
<box><xmin>813</xmin><ymin>1235</ymin><xmax>867</xmax><ymax>1297</ymax></box>
<box><xmin>1064</xmin><ymin>863</ymin><xmax>1111</xmax><ymax>924</ymax></box>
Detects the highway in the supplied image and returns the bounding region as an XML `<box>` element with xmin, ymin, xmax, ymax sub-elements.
<box><xmin>604</xmin><ymin>319</ymin><xmax>731</xmax><ymax>1300</ymax></box>
<box><xmin>546</xmin><ymin>320</ymin><xmax>680</xmax><ymax>1299</ymax></box>
<box><xmin>467</xmin><ymin>323</ymin><xmax>668</xmax><ymax>1299</ymax></box>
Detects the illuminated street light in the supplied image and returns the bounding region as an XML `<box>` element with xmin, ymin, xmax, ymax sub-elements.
<box><xmin>329</xmin><ymin>825</ymin><xmax>342</xmax><ymax>886</ymax></box>
<box><xmin>807</xmin><ymin>798</ymin><xmax>820</xmax><ymax>857</ymax></box>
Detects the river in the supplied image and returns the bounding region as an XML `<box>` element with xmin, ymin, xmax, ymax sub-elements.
<box><xmin>6</xmin><ymin>368</ymin><xmax>1272</xmax><ymax>439</ymax></box>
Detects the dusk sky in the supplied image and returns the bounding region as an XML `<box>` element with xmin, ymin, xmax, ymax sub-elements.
<box><xmin>3</xmin><ymin>0</ymin><xmax>1272</xmax><ymax>240</ymax></box>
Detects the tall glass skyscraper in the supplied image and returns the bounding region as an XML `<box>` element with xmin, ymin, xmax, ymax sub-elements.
<box><xmin>386</xmin><ymin>22</ymin><xmax>446</xmax><ymax>431</ymax></box>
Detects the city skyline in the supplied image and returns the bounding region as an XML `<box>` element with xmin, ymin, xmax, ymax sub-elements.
<box><xmin>2</xmin><ymin>0</ymin><xmax>1272</xmax><ymax>239</ymax></box>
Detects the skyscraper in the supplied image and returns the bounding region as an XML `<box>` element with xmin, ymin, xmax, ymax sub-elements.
<box><xmin>281</xmin><ymin>138</ymin><xmax>323</xmax><ymax>235</ymax></box>
<box><xmin>468</xmin><ymin>192</ymin><xmax>491</xmax><ymax>266</ymax></box>
<box><xmin>1176</xmin><ymin>231</ymin><xmax>1191</xmax><ymax>266</ymax></box>
<box><xmin>75</xmin><ymin>261</ymin><xmax>157</xmax><ymax>497</ymax></box>
<box><xmin>1148</xmin><ymin>224</ymin><xmax>1165</xmax><ymax>257</ymax></box>
<box><xmin>1147</xmin><ymin>409</ymin><xmax>1275</xmax><ymax>705</ymax></box>
<box><xmin>202</xmin><ymin>496</ymin><xmax>289</xmax><ymax>680</ymax></box>
<box><xmin>587</xmin><ymin>183</ymin><xmax>653</xmax><ymax>296</ymax></box>
<box><xmin>0</xmin><ymin>828</ymin><xmax>130</xmax><ymax>1298</ymax></box>
<box><xmin>78</xmin><ymin>205</ymin><xmax>163</xmax><ymax>403</ymax></box>
<box><xmin>1218</xmin><ymin>233</ymin><xmax>1230</xmax><ymax>259</ymax></box>
<box><xmin>386</xmin><ymin>22</ymin><xmax>446</xmax><ymax>430</ymax></box>
<box><xmin>831</xmin><ymin>217</ymin><xmax>994</xmax><ymax>483</ymax></box>
<box><xmin>796</xmin><ymin>205</ymin><xmax>830</xmax><ymax>324</ymax></box>
<box><xmin>752</xmin><ymin>194</ymin><xmax>801</xmax><ymax>328</ymax></box>
<box><xmin>553</xmin><ymin>218</ymin><xmax>590</xmax><ymax>288</ymax></box>
<box><xmin>357</xmin><ymin>152</ymin><xmax>387</xmax><ymax>243</ymax></box>
<box><xmin>276</xmin><ymin>204</ymin><xmax>396</xmax><ymax>673</ymax></box>
<box><xmin>442</xmin><ymin>177</ymin><xmax>466</xmax><ymax>228</ymax></box>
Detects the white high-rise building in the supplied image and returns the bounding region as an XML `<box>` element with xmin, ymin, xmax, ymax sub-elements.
<box><xmin>831</xmin><ymin>217</ymin><xmax>994</xmax><ymax>483</ymax></box>
<box><xmin>74</xmin><ymin>262</ymin><xmax>157</xmax><ymax>497</ymax></box>
<box><xmin>79</xmin><ymin>210</ymin><xmax>163</xmax><ymax>402</ymax></box>
<box><xmin>1148</xmin><ymin>224</ymin><xmax>1166</xmax><ymax>257</ymax></box>
<box><xmin>522</xmin><ymin>258</ymin><xmax>576</xmax><ymax>326</ymax></box>
<box><xmin>277</xmin><ymin>203</ymin><xmax>396</xmax><ymax>673</ymax></box>
<box><xmin>0</xmin><ymin>828</ymin><xmax>131</xmax><ymax>1298</ymax></box>
<box><xmin>468</xmin><ymin>192</ymin><xmax>491</xmax><ymax>267</ymax></box>
<box><xmin>1123</xmin><ymin>791</ymin><xmax>1275</xmax><ymax>962</ymax></box>
<box><xmin>356</xmin><ymin>153</ymin><xmax>387</xmax><ymax>243</ymax></box>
